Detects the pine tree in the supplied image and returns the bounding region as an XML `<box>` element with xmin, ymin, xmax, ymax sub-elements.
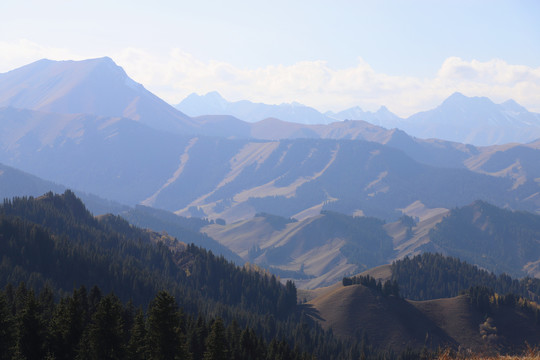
<box><xmin>0</xmin><ymin>292</ymin><xmax>14</xmax><ymax>359</ymax></box>
<box><xmin>14</xmin><ymin>291</ymin><xmax>46</xmax><ymax>360</ymax></box>
<box><xmin>204</xmin><ymin>318</ymin><xmax>229</xmax><ymax>360</ymax></box>
<box><xmin>88</xmin><ymin>293</ymin><xmax>125</xmax><ymax>360</ymax></box>
<box><xmin>147</xmin><ymin>291</ymin><xmax>187</xmax><ymax>360</ymax></box>
<box><xmin>128</xmin><ymin>308</ymin><xmax>148</xmax><ymax>360</ymax></box>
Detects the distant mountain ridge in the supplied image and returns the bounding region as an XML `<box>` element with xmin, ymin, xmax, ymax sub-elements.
<box><xmin>177</xmin><ymin>91</ymin><xmax>540</xmax><ymax>145</ymax></box>
<box><xmin>401</xmin><ymin>92</ymin><xmax>540</xmax><ymax>145</ymax></box>
<box><xmin>177</xmin><ymin>91</ymin><xmax>335</xmax><ymax>124</ymax></box>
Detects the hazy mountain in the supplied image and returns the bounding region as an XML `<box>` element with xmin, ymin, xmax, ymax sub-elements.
<box><xmin>0</xmin><ymin>57</ymin><xmax>197</xmax><ymax>134</ymax></box>
<box><xmin>0</xmin><ymin>161</ymin><xmax>65</xmax><ymax>199</ymax></box>
<box><xmin>401</xmin><ymin>92</ymin><xmax>540</xmax><ymax>145</ymax></box>
<box><xmin>0</xmin><ymin>106</ymin><xmax>194</xmax><ymax>205</ymax></box>
<box><xmin>178</xmin><ymin>91</ymin><xmax>540</xmax><ymax>146</ymax></box>
<box><xmin>326</xmin><ymin>105</ymin><xmax>403</xmax><ymax>129</ymax></box>
<box><xmin>3</xmin><ymin>107</ymin><xmax>540</xmax><ymax>226</ymax></box>
<box><xmin>0</xmin><ymin>160</ymin><xmax>127</xmax><ymax>215</ymax></box>
<box><xmin>1</xmin><ymin>59</ymin><xmax>539</xmax><ymax>226</ymax></box>
<box><xmin>176</xmin><ymin>91</ymin><xmax>335</xmax><ymax>124</ymax></box>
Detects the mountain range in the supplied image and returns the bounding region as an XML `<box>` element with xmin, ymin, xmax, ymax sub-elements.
<box><xmin>2</xmin><ymin>56</ymin><xmax>540</xmax><ymax>355</ymax></box>
<box><xmin>1</xmin><ymin>58</ymin><xmax>539</xmax><ymax>222</ymax></box>
<box><xmin>178</xmin><ymin>91</ymin><xmax>540</xmax><ymax>145</ymax></box>
<box><xmin>177</xmin><ymin>91</ymin><xmax>335</xmax><ymax>125</ymax></box>
<box><xmin>1</xmin><ymin>58</ymin><xmax>540</xmax><ymax>279</ymax></box>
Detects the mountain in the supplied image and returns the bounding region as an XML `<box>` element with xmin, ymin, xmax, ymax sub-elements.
<box><xmin>326</xmin><ymin>105</ymin><xmax>403</xmax><ymax>129</ymax></box>
<box><xmin>401</xmin><ymin>92</ymin><xmax>540</xmax><ymax>145</ymax></box>
<box><xmin>0</xmin><ymin>191</ymin><xmax>329</xmax><ymax>358</ymax></box>
<box><xmin>179</xmin><ymin>91</ymin><xmax>540</xmax><ymax>146</ymax></box>
<box><xmin>176</xmin><ymin>91</ymin><xmax>335</xmax><ymax>124</ymax></box>
<box><xmin>0</xmin><ymin>160</ymin><xmax>128</xmax><ymax>215</ymax></box>
<box><xmin>0</xmin><ymin>57</ymin><xmax>197</xmax><ymax>134</ymax></box>
<box><xmin>0</xmin><ymin>161</ymin><xmax>65</xmax><ymax>199</ymax></box>
<box><xmin>0</xmin><ymin>106</ymin><xmax>193</xmax><ymax>205</ymax></box>
<box><xmin>3</xmin><ymin>106</ymin><xmax>540</xmax><ymax>225</ymax></box>
<box><xmin>1</xmin><ymin>59</ymin><xmax>540</xmax><ymax>224</ymax></box>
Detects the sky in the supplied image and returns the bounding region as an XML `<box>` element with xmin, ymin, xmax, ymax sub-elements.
<box><xmin>1</xmin><ymin>0</ymin><xmax>539</xmax><ymax>116</ymax></box>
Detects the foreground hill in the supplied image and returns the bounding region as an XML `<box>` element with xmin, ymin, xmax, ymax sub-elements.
<box><xmin>308</xmin><ymin>281</ymin><xmax>540</xmax><ymax>353</ymax></box>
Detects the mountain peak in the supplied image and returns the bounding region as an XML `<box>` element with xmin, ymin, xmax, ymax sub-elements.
<box><xmin>440</xmin><ymin>92</ymin><xmax>494</xmax><ymax>110</ymax></box>
<box><xmin>204</xmin><ymin>91</ymin><xmax>225</xmax><ymax>100</ymax></box>
<box><xmin>0</xmin><ymin>57</ymin><xmax>194</xmax><ymax>133</ymax></box>
<box><xmin>500</xmin><ymin>99</ymin><xmax>527</xmax><ymax>113</ymax></box>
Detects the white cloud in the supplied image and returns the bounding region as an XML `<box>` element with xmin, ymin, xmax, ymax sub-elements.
<box><xmin>1</xmin><ymin>40</ymin><xmax>539</xmax><ymax>117</ymax></box>
<box><xmin>0</xmin><ymin>39</ymin><xmax>87</xmax><ymax>70</ymax></box>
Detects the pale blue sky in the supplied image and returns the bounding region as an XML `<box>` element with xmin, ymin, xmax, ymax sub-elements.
<box><xmin>1</xmin><ymin>0</ymin><xmax>539</xmax><ymax>115</ymax></box>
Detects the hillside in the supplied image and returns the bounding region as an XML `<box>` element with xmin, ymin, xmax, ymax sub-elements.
<box><xmin>203</xmin><ymin>211</ymin><xmax>393</xmax><ymax>288</ymax></box>
<box><xmin>308</xmin><ymin>281</ymin><xmax>540</xmax><ymax>353</ymax></box>
<box><xmin>309</xmin><ymin>283</ymin><xmax>455</xmax><ymax>351</ymax></box>
<box><xmin>203</xmin><ymin>200</ymin><xmax>540</xmax><ymax>288</ymax></box>
<box><xmin>427</xmin><ymin>201</ymin><xmax>540</xmax><ymax>277</ymax></box>
<box><xmin>121</xmin><ymin>204</ymin><xmax>243</xmax><ymax>264</ymax></box>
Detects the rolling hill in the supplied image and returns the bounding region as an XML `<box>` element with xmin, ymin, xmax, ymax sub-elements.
<box><xmin>202</xmin><ymin>211</ymin><xmax>392</xmax><ymax>288</ymax></box>
<box><xmin>308</xmin><ymin>281</ymin><xmax>540</xmax><ymax>353</ymax></box>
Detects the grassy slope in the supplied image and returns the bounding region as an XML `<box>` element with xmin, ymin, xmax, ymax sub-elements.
<box><xmin>307</xmin><ymin>282</ymin><xmax>540</xmax><ymax>353</ymax></box>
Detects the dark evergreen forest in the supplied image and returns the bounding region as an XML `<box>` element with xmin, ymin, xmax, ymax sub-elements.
<box><xmin>0</xmin><ymin>191</ymin><xmax>401</xmax><ymax>359</ymax></box>
<box><xmin>391</xmin><ymin>253</ymin><xmax>540</xmax><ymax>301</ymax></box>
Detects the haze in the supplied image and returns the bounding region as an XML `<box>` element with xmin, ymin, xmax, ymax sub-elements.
<box><xmin>1</xmin><ymin>0</ymin><xmax>539</xmax><ymax>116</ymax></box>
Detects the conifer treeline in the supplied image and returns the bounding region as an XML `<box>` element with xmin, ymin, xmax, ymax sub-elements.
<box><xmin>0</xmin><ymin>283</ymin><xmax>312</xmax><ymax>360</ymax></box>
<box><xmin>391</xmin><ymin>253</ymin><xmax>540</xmax><ymax>301</ymax></box>
<box><xmin>0</xmin><ymin>191</ymin><xmax>390</xmax><ymax>359</ymax></box>
<box><xmin>342</xmin><ymin>275</ymin><xmax>400</xmax><ymax>298</ymax></box>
